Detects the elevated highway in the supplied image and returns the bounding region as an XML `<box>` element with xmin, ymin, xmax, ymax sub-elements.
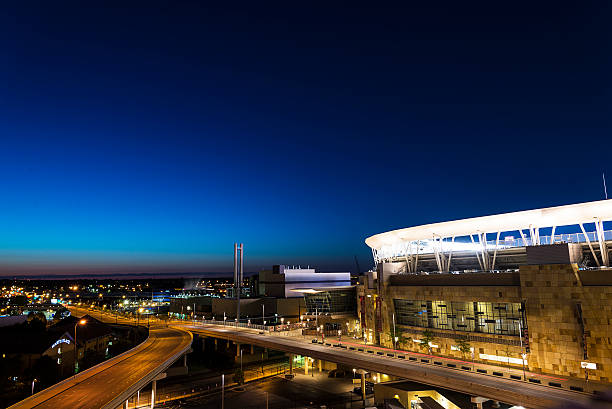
<box><xmin>45</xmin><ymin>306</ymin><xmax>597</xmax><ymax>408</ymax></box>
<box><xmin>180</xmin><ymin>322</ymin><xmax>593</xmax><ymax>409</ymax></box>
<box><xmin>10</xmin><ymin>317</ymin><xmax>191</xmax><ymax>409</ymax></box>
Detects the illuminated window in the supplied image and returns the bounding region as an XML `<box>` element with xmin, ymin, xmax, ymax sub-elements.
<box><xmin>393</xmin><ymin>299</ymin><xmax>524</xmax><ymax>336</ymax></box>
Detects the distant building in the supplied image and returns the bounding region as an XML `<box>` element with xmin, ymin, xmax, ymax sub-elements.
<box><xmin>0</xmin><ymin>314</ymin><xmax>113</xmax><ymax>377</ymax></box>
<box><xmin>258</xmin><ymin>265</ymin><xmax>351</xmax><ymax>298</ymax></box>
<box><xmin>291</xmin><ymin>286</ymin><xmax>359</xmax><ymax>334</ymax></box>
<box><xmin>169</xmin><ymin>296</ymin><xmax>305</xmax><ymax>323</ymax></box>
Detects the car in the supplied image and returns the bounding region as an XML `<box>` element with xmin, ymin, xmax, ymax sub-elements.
<box><xmin>312</xmin><ymin>339</ymin><xmax>318</xmax><ymax>343</ymax></box>
<box><xmin>328</xmin><ymin>369</ymin><xmax>348</xmax><ymax>378</ymax></box>
<box><xmin>353</xmin><ymin>385</ymin><xmax>374</xmax><ymax>395</ymax></box>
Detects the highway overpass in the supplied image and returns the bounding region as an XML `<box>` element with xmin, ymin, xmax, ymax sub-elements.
<box><xmin>180</xmin><ymin>322</ymin><xmax>594</xmax><ymax>409</ymax></box>
<box><xmin>9</xmin><ymin>325</ymin><xmax>191</xmax><ymax>409</ymax></box>
<box><xmin>28</xmin><ymin>306</ymin><xmax>596</xmax><ymax>409</ymax></box>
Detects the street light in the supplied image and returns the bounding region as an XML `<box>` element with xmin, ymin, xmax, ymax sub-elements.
<box><xmin>74</xmin><ymin>319</ymin><xmax>87</xmax><ymax>377</ymax></box>
<box><xmin>394</xmin><ymin>336</ymin><xmax>399</xmax><ymax>350</ymax></box>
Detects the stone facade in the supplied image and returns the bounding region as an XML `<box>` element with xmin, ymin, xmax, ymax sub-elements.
<box><xmin>520</xmin><ymin>264</ymin><xmax>612</xmax><ymax>382</ymax></box>
<box><xmin>357</xmin><ymin>263</ymin><xmax>612</xmax><ymax>383</ymax></box>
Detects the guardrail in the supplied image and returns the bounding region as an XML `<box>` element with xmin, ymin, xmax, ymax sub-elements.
<box><xmin>311</xmin><ymin>339</ymin><xmax>603</xmax><ymax>396</ymax></box>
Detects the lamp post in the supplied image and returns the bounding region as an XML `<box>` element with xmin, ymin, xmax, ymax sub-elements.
<box><xmin>74</xmin><ymin>319</ymin><xmax>86</xmax><ymax>377</ymax></box>
<box><xmin>392</xmin><ymin>312</ymin><xmax>396</xmax><ymax>347</ymax></box>
<box><xmin>519</xmin><ymin>320</ymin><xmax>527</xmax><ymax>381</ymax></box>
<box><xmin>138</xmin><ymin>307</ymin><xmax>144</xmax><ymax>328</ymax></box>
<box><xmin>394</xmin><ymin>336</ymin><xmax>398</xmax><ymax>350</ymax></box>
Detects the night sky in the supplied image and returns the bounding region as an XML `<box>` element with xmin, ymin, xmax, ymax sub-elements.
<box><xmin>0</xmin><ymin>2</ymin><xmax>610</xmax><ymax>275</ymax></box>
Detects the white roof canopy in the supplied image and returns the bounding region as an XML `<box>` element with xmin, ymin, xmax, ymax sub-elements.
<box><xmin>365</xmin><ymin>199</ymin><xmax>612</xmax><ymax>250</ymax></box>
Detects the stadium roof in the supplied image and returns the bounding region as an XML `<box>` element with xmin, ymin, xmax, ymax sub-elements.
<box><xmin>365</xmin><ymin>199</ymin><xmax>612</xmax><ymax>249</ymax></box>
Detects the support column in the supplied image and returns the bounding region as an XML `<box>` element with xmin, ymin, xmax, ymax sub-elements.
<box><xmin>304</xmin><ymin>358</ymin><xmax>309</xmax><ymax>375</ymax></box>
<box><xmin>317</xmin><ymin>359</ymin><xmax>322</xmax><ymax>372</ymax></box>
<box><xmin>124</xmin><ymin>399</ymin><xmax>128</xmax><ymax>409</ymax></box>
<box><xmin>236</xmin><ymin>343</ymin><xmax>241</xmax><ymax>358</ymax></box>
<box><xmin>214</xmin><ymin>339</ymin><xmax>218</xmax><ymax>351</ymax></box>
<box><xmin>250</xmin><ymin>344</ymin><xmax>255</xmax><ymax>355</ymax></box>
<box><xmin>289</xmin><ymin>354</ymin><xmax>294</xmax><ymax>375</ymax></box>
<box><xmin>150</xmin><ymin>380</ymin><xmax>157</xmax><ymax>409</ymax></box>
<box><xmin>183</xmin><ymin>354</ymin><xmax>187</xmax><ymax>368</ymax></box>
<box><xmin>361</xmin><ymin>372</ymin><xmax>366</xmax><ymax>402</ymax></box>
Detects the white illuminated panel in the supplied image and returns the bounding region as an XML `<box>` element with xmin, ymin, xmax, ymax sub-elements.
<box><xmin>366</xmin><ymin>199</ymin><xmax>612</xmax><ymax>250</ymax></box>
<box><xmin>480</xmin><ymin>353</ymin><xmax>526</xmax><ymax>365</ymax></box>
<box><xmin>581</xmin><ymin>361</ymin><xmax>596</xmax><ymax>369</ymax></box>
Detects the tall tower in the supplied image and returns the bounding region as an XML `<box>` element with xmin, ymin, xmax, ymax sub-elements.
<box><xmin>234</xmin><ymin>243</ymin><xmax>244</xmax><ymax>321</ymax></box>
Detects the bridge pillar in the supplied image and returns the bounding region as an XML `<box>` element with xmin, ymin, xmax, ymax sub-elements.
<box><xmin>304</xmin><ymin>358</ymin><xmax>309</xmax><ymax>375</ymax></box>
<box><xmin>289</xmin><ymin>354</ymin><xmax>293</xmax><ymax>375</ymax></box>
<box><xmin>317</xmin><ymin>359</ymin><xmax>322</xmax><ymax>372</ymax></box>
<box><xmin>150</xmin><ymin>380</ymin><xmax>157</xmax><ymax>409</ymax></box>
<box><xmin>250</xmin><ymin>344</ymin><xmax>255</xmax><ymax>355</ymax></box>
<box><xmin>214</xmin><ymin>339</ymin><xmax>218</xmax><ymax>351</ymax></box>
<box><xmin>124</xmin><ymin>399</ymin><xmax>128</xmax><ymax>409</ymax></box>
<box><xmin>236</xmin><ymin>343</ymin><xmax>241</xmax><ymax>358</ymax></box>
<box><xmin>361</xmin><ymin>372</ymin><xmax>366</xmax><ymax>402</ymax></box>
<box><xmin>471</xmin><ymin>396</ymin><xmax>489</xmax><ymax>409</ymax></box>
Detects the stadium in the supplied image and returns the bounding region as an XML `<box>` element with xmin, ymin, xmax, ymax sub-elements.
<box><xmin>366</xmin><ymin>199</ymin><xmax>612</xmax><ymax>272</ymax></box>
<box><xmin>358</xmin><ymin>199</ymin><xmax>612</xmax><ymax>383</ymax></box>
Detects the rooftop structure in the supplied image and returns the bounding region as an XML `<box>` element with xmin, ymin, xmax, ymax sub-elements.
<box><xmin>259</xmin><ymin>265</ymin><xmax>351</xmax><ymax>298</ymax></box>
<box><xmin>366</xmin><ymin>199</ymin><xmax>612</xmax><ymax>271</ymax></box>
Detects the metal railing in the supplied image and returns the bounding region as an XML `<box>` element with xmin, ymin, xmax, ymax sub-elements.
<box><xmin>377</xmin><ymin>229</ymin><xmax>612</xmax><ymax>261</ymax></box>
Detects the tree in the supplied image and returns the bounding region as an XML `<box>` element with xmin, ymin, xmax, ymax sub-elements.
<box><xmin>454</xmin><ymin>337</ymin><xmax>471</xmax><ymax>359</ymax></box>
<box><xmin>387</xmin><ymin>330</ymin><xmax>412</xmax><ymax>350</ymax></box>
<box><xmin>420</xmin><ymin>329</ymin><xmax>436</xmax><ymax>354</ymax></box>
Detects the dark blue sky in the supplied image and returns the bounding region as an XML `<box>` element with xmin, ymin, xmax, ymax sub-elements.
<box><xmin>0</xmin><ymin>2</ymin><xmax>610</xmax><ymax>275</ymax></box>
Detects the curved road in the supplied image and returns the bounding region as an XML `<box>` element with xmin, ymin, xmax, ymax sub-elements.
<box><xmin>9</xmin><ymin>326</ymin><xmax>192</xmax><ymax>409</ymax></box>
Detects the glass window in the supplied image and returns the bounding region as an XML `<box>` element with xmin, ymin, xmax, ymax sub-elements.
<box><xmin>393</xmin><ymin>298</ymin><xmax>523</xmax><ymax>336</ymax></box>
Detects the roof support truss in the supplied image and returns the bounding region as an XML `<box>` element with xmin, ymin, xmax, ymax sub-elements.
<box><xmin>580</xmin><ymin>223</ymin><xmax>600</xmax><ymax>267</ymax></box>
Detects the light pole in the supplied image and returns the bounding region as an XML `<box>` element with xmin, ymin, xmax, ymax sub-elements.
<box><xmin>392</xmin><ymin>312</ymin><xmax>396</xmax><ymax>347</ymax></box>
<box><xmin>31</xmin><ymin>378</ymin><xmax>37</xmax><ymax>395</ymax></box>
<box><xmin>394</xmin><ymin>336</ymin><xmax>398</xmax><ymax>350</ymax></box>
<box><xmin>221</xmin><ymin>374</ymin><xmax>225</xmax><ymax>409</ymax></box>
<box><xmin>74</xmin><ymin>319</ymin><xmax>86</xmax><ymax>377</ymax></box>
<box><xmin>519</xmin><ymin>320</ymin><xmax>527</xmax><ymax>380</ymax></box>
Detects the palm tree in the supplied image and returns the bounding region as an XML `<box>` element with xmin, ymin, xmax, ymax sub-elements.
<box><xmin>420</xmin><ymin>329</ymin><xmax>436</xmax><ymax>354</ymax></box>
<box><xmin>387</xmin><ymin>330</ymin><xmax>412</xmax><ymax>350</ymax></box>
<box><xmin>454</xmin><ymin>337</ymin><xmax>471</xmax><ymax>359</ymax></box>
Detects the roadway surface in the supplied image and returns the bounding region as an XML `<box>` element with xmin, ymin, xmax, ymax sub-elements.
<box><xmin>9</xmin><ymin>316</ymin><xmax>191</xmax><ymax>409</ymax></box>
<box><xmin>60</xmin><ymin>307</ymin><xmax>599</xmax><ymax>408</ymax></box>
<box><xmin>180</xmin><ymin>322</ymin><xmax>594</xmax><ymax>409</ymax></box>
